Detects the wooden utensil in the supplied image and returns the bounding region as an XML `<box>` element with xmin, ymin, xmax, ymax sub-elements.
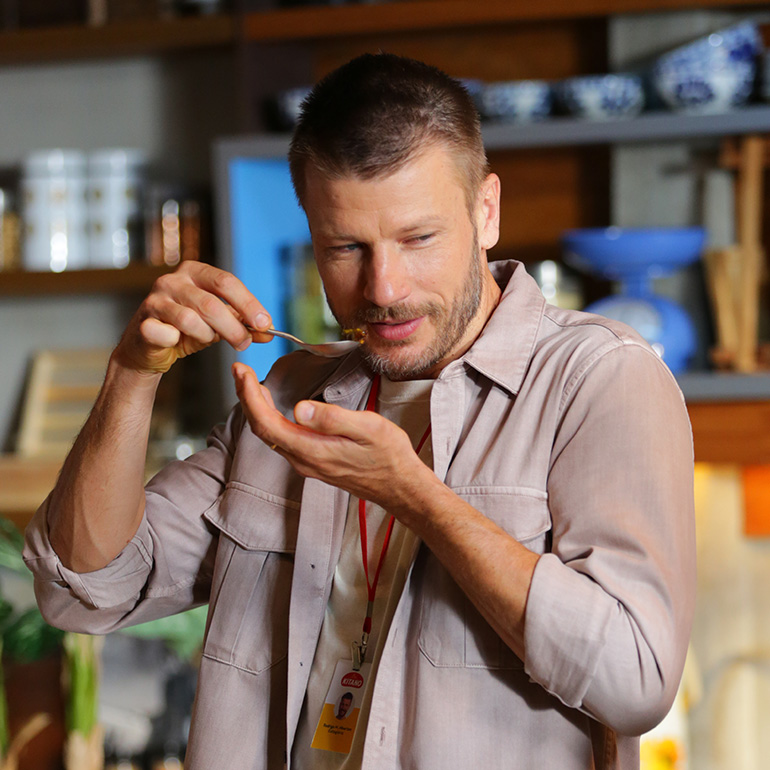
<box><xmin>734</xmin><ymin>135</ymin><xmax>765</xmax><ymax>373</ymax></box>
<box><xmin>704</xmin><ymin>245</ymin><xmax>741</xmax><ymax>367</ymax></box>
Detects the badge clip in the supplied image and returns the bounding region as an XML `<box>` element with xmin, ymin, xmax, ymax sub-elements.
<box><xmin>351</xmin><ymin>632</ymin><xmax>369</xmax><ymax>671</ymax></box>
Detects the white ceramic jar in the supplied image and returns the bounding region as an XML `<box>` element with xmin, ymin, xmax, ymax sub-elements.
<box><xmin>21</xmin><ymin>149</ymin><xmax>88</xmax><ymax>272</ymax></box>
<box><xmin>87</xmin><ymin>149</ymin><xmax>147</xmax><ymax>269</ymax></box>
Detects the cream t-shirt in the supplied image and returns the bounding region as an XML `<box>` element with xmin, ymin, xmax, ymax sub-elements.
<box><xmin>291</xmin><ymin>376</ymin><xmax>434</xmax><ymax>769</ymax></box>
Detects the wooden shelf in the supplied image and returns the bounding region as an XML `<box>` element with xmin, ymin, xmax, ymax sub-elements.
<box><xmin>0</xmin><ymin>13</ymin><xmax>237</xmax><ymax>65</ymax></box>
<box><xmin>483</xmin><ymin>105</ymin><xmax>770</xmax><ymax>149</ymax></box>
<box><xmin>0</xmin><ymin>1</ymin><xmax>763</xmax><ymax>64</ymax></box>
<box><xmin>0</xmin><ymin>263</ymin><xmax>174</xmax><ymax>296</ymax></box>
<box><xmin>243</xmin><ymin>0</ymin><xmax>770</xmax><ymax>42</ymax></box>
<box><xmin>678</xmin><ymin>371</ymin><xmax>770</xmax><ymax>402</ymax></box>
<box><xmin>216</xmin><ymin>105</ymin><xmax>770</xmax><ymax>164</ymax></box>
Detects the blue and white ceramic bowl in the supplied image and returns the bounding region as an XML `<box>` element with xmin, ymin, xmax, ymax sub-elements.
<box><xmin>557</xmin><ymin>74</ymin><xmax>645</xmax><ymax>120</ymax></box>
<box><xmin>657</xmin><ymin>20</ymin><xmax>762</xmax><ymax>69</ymax></box>
<box><xmin>652</xmin><ymin>21</ymin><xmax>762</xmax><ymax>113</ymax></box>
<box><xmin>479</xmin><ymin>80</ymin><xmax>552</xmax><ymax>122</ymax></box>
<box><xmin>654</xmin><ymin>59</ymin><xmax>756</xmax><ymax>113</ymax></box>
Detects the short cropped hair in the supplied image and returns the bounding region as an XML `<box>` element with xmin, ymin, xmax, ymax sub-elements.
<box><xmin>288</xmin><ymin>52</ymin><xmax>489</xmax><ymax>211</ymax></box>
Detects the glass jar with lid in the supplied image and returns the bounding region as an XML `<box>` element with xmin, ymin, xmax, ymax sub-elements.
<box><xmin>21</xmin><ymin>149</ymin><xmax>88</xmax><ymax>272</ymax></box>
<box><xmin>87</xmin><ymin>149</ymin><xmax>148</xmax><ymax>269</ymax></box>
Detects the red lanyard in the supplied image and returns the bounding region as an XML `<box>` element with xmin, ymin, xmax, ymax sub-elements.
<box><xmin>353</xmin><ymin>374</ymin><xmax>431</xmax><ymax>669</ymax></box>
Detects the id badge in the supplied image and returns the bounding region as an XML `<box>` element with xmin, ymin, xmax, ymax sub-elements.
<box><xmin>311</xmin><ymin>659</ymin><xmax>372</xmax><ymax>754</ymax></box>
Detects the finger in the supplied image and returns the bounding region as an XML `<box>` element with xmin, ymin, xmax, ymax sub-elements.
<box><xmin>233</xmin><ymin>364</ymin><xmax>349</xmax><ymax>464</ymax></box>
<box><xmin>146</xmin><ymin>294</ymin><xmax>220</xmax><ymax>348</ymax></box>
<box><xmin>140</xmin><ymin>316</ymin><xmax>182</xmax><ymax>349</ymax></box>
<box><xmin>167</xmin><ymin>284</ymin><xmax>252</xmax><ymax>352</ymax></box>
<box><xmin>232</xmin><ymin>363</ymin><xmax>293</xmax><ymax>448</ymax></box>
<box><xmin>226</xmin><ymin>305</ymin><xmax>274</xmax><ymax>345</ymax></box>
<box><xmin>188</xmin><ymin>263</ymin><xmax>272</xmax><ymax>334</ymax></box>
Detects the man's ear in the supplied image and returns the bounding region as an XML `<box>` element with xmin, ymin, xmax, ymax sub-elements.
<box><xmin>476</xmin><ymin>173</ymin><xmax>501</xmax><ymax>252</ymax></box>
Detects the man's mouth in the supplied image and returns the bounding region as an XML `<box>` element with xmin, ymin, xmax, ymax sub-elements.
<box><xmin>368</xmin><ymin>317</ymin><xmax>423</xmax><ymax>341</ymax></box>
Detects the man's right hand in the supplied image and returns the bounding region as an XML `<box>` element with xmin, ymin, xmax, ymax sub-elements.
<box><xmin>44</xmin><ymin>263</ymin><xmax>273</xmax><ymax>572</ymax></box>
<box><xmin>113</xmin><ymin>261</ymin><xmax>273</xmax><ymax>374</ymax></box>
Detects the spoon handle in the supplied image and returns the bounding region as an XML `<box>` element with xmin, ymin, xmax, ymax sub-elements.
<box><xmin>267</xmin><ymin>328</ymin><xmax>304</xmax><ymax>345</ymax></box>
<box><xmin>245</xmin><ymin>325</ymin><xmax>361</xmax><ymax>357</ymax></box>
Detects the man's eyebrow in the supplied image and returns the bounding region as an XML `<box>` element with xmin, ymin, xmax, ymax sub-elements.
<box><xmin>322</xmin><ymin>232</ymin><xmax>360</xmax><ymax>242</ymax></box>
<box><xmin>397</xmin><ymin>217</ymin><xmax>445</xmax><ymax>234</ymax></box>
<box><xmin>315</xmin><ymin>217</ymin><xmax>446</xmax><ymax>243</ymax></box>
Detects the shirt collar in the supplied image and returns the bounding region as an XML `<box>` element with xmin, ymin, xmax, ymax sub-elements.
<box><xmin>313</xmin><ymin>259</ymin><xmax>545</xmax><ymax>402</ymax></box>
<box><xmin>450</xmin><ymin>259</ymin><xmax>545</xmax><ymax>396</ymax></box>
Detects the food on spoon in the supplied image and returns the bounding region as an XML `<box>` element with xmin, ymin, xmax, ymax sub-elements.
<box><xmin>342</xmin><ymin>328</ymin><xmax>366</xmax><ymax>344</ymax></box>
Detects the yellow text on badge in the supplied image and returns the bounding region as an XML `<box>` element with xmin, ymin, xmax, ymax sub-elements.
<box><xmin>311</xmin><ymin>703</ymin><xmax>361</xmax><ymax>753</ymax></box>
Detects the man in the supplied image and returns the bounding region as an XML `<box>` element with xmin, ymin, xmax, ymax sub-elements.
<box><xmin>336</xmin><ymin>694</ymin><xmax>354</xmax><ymax>721</ymax></box>
<box><xmin>24</xmin><ymin>53</ymin><xmax>695</xmax><ymax>769</ymax></box>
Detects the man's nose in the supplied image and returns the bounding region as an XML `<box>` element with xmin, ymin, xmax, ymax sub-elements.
<box><xmin>362</xmin><ymin>246</ymin><xmax>411</xmax><ymax>308</ymax></box>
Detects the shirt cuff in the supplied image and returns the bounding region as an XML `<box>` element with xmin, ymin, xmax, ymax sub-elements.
<box><xmin>23</xmin><ymin>495</ymin><xmax>152</xmax><ymax>610</ymax></box>
<box><xmin>523</xmin><ymin>552</ymin><xmax>614</xmax><ymax>708</ymax></box>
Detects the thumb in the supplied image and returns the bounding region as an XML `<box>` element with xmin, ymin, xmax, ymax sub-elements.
<box><xmin>294</xmin><ymin>400</ymin><xmax>350</xmax><ymax>437</ymax></box>
<box><xmin>294</xmin><ymin>399</ymin><xmax>379</xmax><ymax>442</ymax></box>
<box><xmin>294</xmin><ymin>400</ymin><xmax>317</xmax><ymax>426</ymax></box>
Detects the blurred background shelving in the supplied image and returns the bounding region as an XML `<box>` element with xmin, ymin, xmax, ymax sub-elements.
<box><xmin>0</xmin><ymin>13</ymin><xmax>237</xmax><ymax>63</ymax></box>
<box><xmin>0</xmin><ymin>2</ymin><xmax>769</xmax><ymax>769</ymax></box>
<box><xmin>0</xmin><ymin>0</ymin><xmax>766</xmax><ymax>519</ymax></box>
<box><xmin>0</xmin><ymin>264</ymin><xmax>173</xmax><ymax>295</ymax></box>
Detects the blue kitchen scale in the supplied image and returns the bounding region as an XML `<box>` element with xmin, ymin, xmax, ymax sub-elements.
<box><xmin>561</xmin><ymin>227</ymin><xmax>706</xmax><ymax>373</ymax></box>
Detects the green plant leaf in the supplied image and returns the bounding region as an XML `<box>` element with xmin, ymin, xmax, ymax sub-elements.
<box><xmin>119</xmin><ymin>605</ymin><xmax>207</xmax><ymax>662</ymax></box>
<box><xmin>0</xmin><ymin>519</ymin><xmax>24</xmax><ymax>553</ymax></box>
<box><xmin>2</xmin><ymin>608</ymin><xmax>64</xmax><ymax>664</ymax></box>
<box><xmin>0</xmin><ymin>519</ymin><xmax>26</xmax><ymax>576</ymax></box>
<box><xmin>0</xmin><ymin>598</ymin><xmax>14</xmax><ymax>634</ymax></box>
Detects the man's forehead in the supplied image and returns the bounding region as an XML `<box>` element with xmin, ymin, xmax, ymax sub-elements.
<box><xmin>303</xmin><ymin>151</ymin><xmax>467</xmax><ymax>230</ymax></box>
<box><xmin>302</xmin><ymin>143</ymin><xmax>467</xmax><ymax>200</ymax></box>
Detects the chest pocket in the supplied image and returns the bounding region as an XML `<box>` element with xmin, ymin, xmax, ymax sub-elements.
<box><xmin>417</xmin><ymin>488</ymin><xmax>550</xmax><ymax>670</ymax></box>
<box><xmin>201</xmin><ymin>482</ymin><xmax>300</xmax><ymax>675</ymax></box>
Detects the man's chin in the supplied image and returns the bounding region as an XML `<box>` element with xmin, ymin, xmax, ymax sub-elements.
<box><xmin>362</xmin><ymin>344</ymin><xmax>439</xmax><ymax>381</ymax></box>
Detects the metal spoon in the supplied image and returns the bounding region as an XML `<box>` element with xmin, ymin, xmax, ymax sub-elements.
<box><xmin>251</xmin><ymin>327</ymin><xmax>363</xmax><ymax>358</ymax></box>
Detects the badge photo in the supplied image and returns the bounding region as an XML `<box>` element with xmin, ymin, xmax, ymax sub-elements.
<box><xmin>311</xmin><ymin>660</ymin><xmax>372</xmax><ymax>754</ymax></box>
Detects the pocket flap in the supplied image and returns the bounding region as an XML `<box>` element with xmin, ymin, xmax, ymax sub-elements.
<box><xmin>452</xmin><ymin>486</ymin><xmax>550</xmax><ymax>543</ymax></box>
<box><xmin>204</xmin><ymin>482</ymin><xmax>300</xmax><ymax>552</ymax></box>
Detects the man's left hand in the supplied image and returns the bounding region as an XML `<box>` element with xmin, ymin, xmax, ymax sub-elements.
<box><xmin>232</xmin><ymin>363</ymin><xmax>435</xmax><ymax>512</ymax></box>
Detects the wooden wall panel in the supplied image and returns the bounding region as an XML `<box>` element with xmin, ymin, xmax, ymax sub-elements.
<box><xmin>491</xmin><ymin>147</ymin><xmax>610</xmax><ymax>262</ymax></box>
<box><xmin>688</xmin><ymin>400</ymin><xmax>770</xmax><ymax>465</ymax></box>
<box><xmin>311</xmin><ymin>19</ymin><xmax>608</xmax><ymax>82</ymax></box>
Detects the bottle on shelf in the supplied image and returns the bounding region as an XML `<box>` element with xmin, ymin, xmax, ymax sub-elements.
<box><xmin>0</xmin><ymin>188</ymin><xmax>20</xmax><ymax>271</ymax></box>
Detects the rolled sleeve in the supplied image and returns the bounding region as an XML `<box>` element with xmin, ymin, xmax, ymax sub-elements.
<box><xmin>524</xmin><ymin>553</ymin><xmax>613</xmax><ymax>708</ymax></box>
<box><xmin>523</xmin><ymin>341</ymin><xmax>696</xmax><ymax>735</ymax></box>
<box><xmin>24</xmin><ymin>498</ymin><xmax>152</xmax><ymax>610</ymax></box>
<box><xmin>23</xmin><ymin>406</ymin><xmax>243</xmax><ymax>633</ymax></box>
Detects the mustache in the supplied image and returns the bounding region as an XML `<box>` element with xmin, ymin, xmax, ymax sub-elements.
<box><xmin>354</xmin><ymin>302</ymin><xmax>443</xmax><ymax>324</ymax></box>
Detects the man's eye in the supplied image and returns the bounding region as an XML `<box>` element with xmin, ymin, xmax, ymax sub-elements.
<box><xmin>408</xmin><ymin>233</ymin><xmax>434</xmax><ymax>245</ymax></box>
<box><xmin>333</xmin><ymin>243</ymin><xmax>361</xmax><ymax>253</ymax></box>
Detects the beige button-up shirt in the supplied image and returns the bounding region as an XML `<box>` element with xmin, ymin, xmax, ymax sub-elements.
<box><xmin>24</xmin><ymin>260</ymin><xmax>696</xmax><ymax>770</ymax></box>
